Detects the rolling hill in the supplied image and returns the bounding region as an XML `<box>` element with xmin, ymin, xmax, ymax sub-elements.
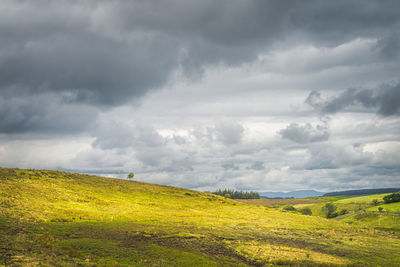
<box><xmin>323</xmin><ymin>188</ymin><xmax>400</xmax><ymax>197</ymax></box>
<box><xmin>259</xmin><ymin>190</ymin><xmax>323</xmax><ymax>199</ymax></box>
<box><xmin>1</xmin><ymin>167</ymin><xmax>400</xmax><ymax>266</ymax></box>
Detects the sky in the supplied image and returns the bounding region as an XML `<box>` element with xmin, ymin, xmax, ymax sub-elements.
<box><xmin>1</xmin><ymin>0</ymin><xmax>399</xmax><ymax>192</ymax></box>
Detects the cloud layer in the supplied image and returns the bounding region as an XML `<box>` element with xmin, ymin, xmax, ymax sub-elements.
<box><xmin>306</xmin><ymin>83</ymin><xmax>400</xmax><ymax>116</ymax></box>
<box><xmin>1</xmin><ymin>0</ymin><xmax>399</xmax><ymax>192</ymax></box>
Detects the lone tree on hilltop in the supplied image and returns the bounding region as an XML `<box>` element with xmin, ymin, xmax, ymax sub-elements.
<box><xmin>127</xmin><ymin>172</ymin><xmax>134</xmax><ymax>180</ymax></box>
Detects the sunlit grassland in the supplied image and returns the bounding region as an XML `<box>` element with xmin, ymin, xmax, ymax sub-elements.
<box><xmin>1</xmin><ymin>168</ymin><xmax>400</xmax><ymax>266</ymax></box>
<box><xmin>367</xmin><ymin>202</ymin><xmax>400</xmax><ymax>212</ymax></box>
<box><xmin>237</xmin><ymin>197</ymin><xmax>346</xmax><ymax>208</ymax></box>
<box><xmin>250</xmin><ymin>192</ymin><xmax>400</xmax><ymax>233</ymax></box>
<box><xmin>342</xmin><ymin>201</ymin><xmax>400</xmax><ymax>232</ymax></box>
<box><xmin>334</xmin><ymin>194</ymin><xmax>389</xmax><ymax>204</ymax></box>
<box><xmin>272</xmin><ymin>194</ymin><xmax>395</xmax><ymax>217</ymax></box>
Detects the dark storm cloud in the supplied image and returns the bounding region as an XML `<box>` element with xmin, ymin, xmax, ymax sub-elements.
<box><xmin>0</xmin><ymin>0</ymin><xmax>298</xmax><ymax>106</ymax></box>
<box><xmin>279</xmin><ymin>122</ymin><xmax>329</xmax><ymax>144</ymax></box>
<box><xmin>306</xmin><ymin>83</ymin><xmax>400</xmax><ymax>116</ymax></box>
<box><xmin>2</xmin><ymin>0</ymin><xmax>400</xmax><ymax>106</ymax></box>
<box><xmin>0</xmin><ymin>92</ymin><xmax>97</xmax><ymax>134</ymax></box>
<box><xmin>291</xmin><ymin>1</ymin><xmax>400</xmax><ymax>45</ymax></box>
<box><xmin>0</xmin><ymin>26</ymin><xmax>178</xmax><ymax>105</ymax></box>
<box><xmin>376</xmin><ymin>33</ymin><xmax>400</xmax><ymax>59</ymax></box>
<box><xmin>1</xmin><ymin>0</ymin><xmax>400</xmax><ymax>134</ymax></box>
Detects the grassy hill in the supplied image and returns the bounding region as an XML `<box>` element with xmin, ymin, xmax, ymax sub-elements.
<box><xmin>241</xmin><ymin>193</ymin><xmax>400</xmax><ymax>234</ymax></box>
<box><xmin>1</xmin><ymin>168</ymin><xmax>400</xmax><ymax>266</ymax></box>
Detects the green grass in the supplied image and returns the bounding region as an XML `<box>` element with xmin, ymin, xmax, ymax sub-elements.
<box><xmin>272</xmin><ymin>193</ymin><xmax>393</xmax><ymax>218</ymax></box>
<box><xmin>342</xmin><ymin>212</ymin><xmax>400</xmax><ymax>232</ymax></box>
<box><xmin>238</xmin><ymin>196</ymin><xmax>347</xmax><ymax>208</ymax></box>
<box><xmin>367</xmin><ymin>202</ymin><xmax>400</xmax><ymax>212</ymax></box>
<box><xmin>334</xmin><ymin>194</ymin><xmax>389</xmax><ymax>204</ymax></box>
<box><xmin>1</xmin><ymin>168</ymin><xmax>400</xmax><ymax>266</ymax></box>
<box><xmin>249</xmin><ymin>192</ymin><xmax>400</xmax><ymax>234</ymax></box>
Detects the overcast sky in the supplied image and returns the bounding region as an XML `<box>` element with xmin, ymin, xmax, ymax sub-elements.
<box><xmin>1</xmin><ymin>0</ymin><xmax>399</xmax><ymax>192</ymax></box>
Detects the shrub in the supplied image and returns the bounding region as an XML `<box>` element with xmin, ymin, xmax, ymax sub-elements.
<box><xmin>371</xmin><ymin>199</ymin><xmax>379</xmax><ymax>205</ymax></box>
<box><xmin>378</xmin><ymin>207</ymin><xmax>383</xmax><ymax>212</ymax></box>
<box><xmin>299</xmin><ymin>207</ymin><xmax>312</xmax><ymax>215</ymax></box>
<box><xmin>283</xmin><ymin>205</ymin><xmax>296</xmax><ymax>212</ymax></box>
<box><xmin>321</xmin><ymin>203</ymin><xmax>337</xmax><ymax>218</ymax></box>
<box><xmin>383</xmin><ymin>192</ymin><xmax>400</xmax><ymax>203</ymax></box>
<box><xmin>338</xmin><ymin>209</ymin><xmax>347</xmax><ymax>216</ymax></box>
<box><xmin>127</xmin><ymin>172</ymin><xmax>134</xmax><ymax>179</ymax></box>
<box><xmin>326</xmin><ymin>212</ymin><xmax>339</xmax><ymax>218</ymax></box>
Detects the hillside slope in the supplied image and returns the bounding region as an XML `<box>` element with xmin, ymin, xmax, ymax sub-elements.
<box><xmin>323</xmin><ymin>188</ymin><xmax>400</xmax><ymax>197</ymax></box>
<box><xmin>1</xmin><ymin>168</ymin><xmax>400</xmax><ymax>266</ymax></box>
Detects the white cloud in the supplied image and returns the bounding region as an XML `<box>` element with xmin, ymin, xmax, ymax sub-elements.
<box><xmin>1</xmin><ymin>1</ymin><xmax>400</xmax><ymax>192</ymax></box>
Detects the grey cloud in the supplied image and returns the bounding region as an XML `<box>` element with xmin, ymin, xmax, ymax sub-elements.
<box><xmin>302</xmin><ymin>144</ymin><xmax>370</xmax><ymax>171</ymax></box>
<box><xmin>0</xmin><ymin>30</ymin><xmax>178</xmax><ymax>105</ymax></box>
<box><xmin>376</xmin><ymin>33</ymin><xmax>400</xmax><ymax>59</ymax></box>
<box><xmin>172</xmin><ymin>135</ymin><xmax>187</xmax><ymax>145</ymax></box>
<box><xmin>161</xmin><ymin>157</ymin><xmax>194</xmax><ymax>172</ymax></box>
<box><xmin>1</xmin><ymin>0</ymin><xmax>400</xmax><ymax>192</ymax></box>
<box><xmin>0</xmin><ymin>0</ymin><xmax>296</xmax><ymax>106</ymax></box>
<box><xmin>0</xmin><ymin>92</ymin><xmax>97</xmax><ymax>134</ymax></box>
<box><xmin>2</xmin><ymin>0</ymin><xmax>400</xmax><ymax>108</ymax></box>
<box><xmin>279</xmin><ymin>122</ymin><xmax>329</xmax><ymax>144</ymax></box>
<box><xmin>247</xmin><ymin>161</ymin><xmax>265</xmax><ymax>171</ymax></box>
<box><xmin>92</xmin><ymin>122</ymin><xmax>165</xmax><ymax>150</ymax></box>
<box><xmin>291</xmin><ymin>1</ymin><xmax>400</xmax><ymax>45</ymax></box>
<box><xmin>189</xmin><ymin>121</ymin><xmax>244</xmax><ymax>146</ymax></box>
<box><xmin>221</xmin><ymin>163</ymin><xmax>239</xmax><ymax>171</ymax></box>
<box><xmin>214</xmin><ymin>120</ymin><xmax>244</xmax><ymax>145</ymax></box>
<box><xmin>306</xmin><ymin>83</ymin><xmax>400</xmax><ymax>116</ymax></box>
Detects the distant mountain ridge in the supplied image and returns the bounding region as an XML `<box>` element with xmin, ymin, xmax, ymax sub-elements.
<box><xmin>323</xmin><ymin>188</ymin><xmax>400</xmax><ymax>197</ymax></box>
<box><xmin>259</xmin><ymin>190</ymin><xmax>324</xmax><ymax>199</ymax></box>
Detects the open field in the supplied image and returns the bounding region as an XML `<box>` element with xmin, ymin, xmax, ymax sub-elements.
<box><xmin>237</xmin><ymin>197</ymin><xmax>346</xmax><ymax>207</ymax></box>
<box><xmin>1</xmin><ymin>168</ymin><xmax>400</xmax><ymax>266</ymax></box>
<box><xmin>242</xmin><ymin>192</ymin><xmax>400</xmax><ymax>234</ymax></box>
<box><xmin>367</xmin><ymin>202</ymin><xmax>400</xmax><ymax>212</ymax></box>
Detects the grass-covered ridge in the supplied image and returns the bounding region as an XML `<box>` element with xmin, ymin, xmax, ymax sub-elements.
<box><xmin>1</xmin><ymin>168</ymin><xmax>400</xmax><ymax>266</ymax></box>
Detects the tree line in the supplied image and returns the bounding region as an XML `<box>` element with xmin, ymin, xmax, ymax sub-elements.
<box><xmin>212</xmin><ymin>189</ymin><xmax>260</xmax><ymax>199</ymax></box>
<box><xmin>383</xmin><ymin>192</ymin><xmax>400</xmax><ymax>203</ymax></box>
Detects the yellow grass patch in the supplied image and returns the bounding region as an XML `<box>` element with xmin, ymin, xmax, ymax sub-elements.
<box><xmin>234</xmin><ymin>241</ymin><xmax>351</xmax><ymax>265</ymax></box>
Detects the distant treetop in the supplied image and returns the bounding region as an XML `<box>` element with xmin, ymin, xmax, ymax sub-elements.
<box><xmin>212</xmin><ymin>189</ymin><xmax>260</xmax><ymax>199</ymax></box>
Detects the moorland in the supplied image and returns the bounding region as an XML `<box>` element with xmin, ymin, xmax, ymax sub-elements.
<box><xmin>1</xmin><ymin>168</ymin><xmax>399</xmax><ymax>266</ymax></box>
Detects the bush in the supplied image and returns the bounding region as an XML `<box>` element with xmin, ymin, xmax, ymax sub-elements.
<box><xmin>371</xmin><ymin>199</ymin><xmax>379</xmax><ymax>205</ymax></box>
<box><xmin>338</xmin><ymin>209</ymin><xmax>347</xmax><ymax>216</ymax></box>
<box><xmin>322</xmin><ymin>203</ymin><xmax>337</xmax><ymax>218</ymax></box>
<box><xmin>283</xmin><ymin>205</ymin><xmax>296</xmax><ymax>212</ymax></box>
<box><xmin>383</xmin><ymin>192</ymin><xmax>400</xmax><ymax>203</ymax></box>
<box><xmin>378</xmin><ymin>207</ymin><xmax>384</xmax><ymax>212</ymax></box>
<box><xmin>299</xmin><ymin>207</ymin><xmax>312</xmax><ymax>215</ymax></box>
<box><xmin>327</xmin><ymin>212</ymin><xmax>339</xmax><ymax>218</ymax></box>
